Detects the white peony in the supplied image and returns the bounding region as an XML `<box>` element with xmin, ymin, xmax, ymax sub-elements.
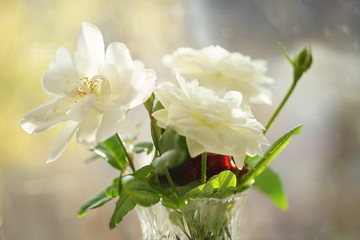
<box><xmin>20</xmin><ymin>22</ymin><xmax>156</xmax><ymax>162</ymax></box>
<box><xmin>153</xmin><ymin>73</ymin><xmax>269</xmax><ymax>168</ymax></box>
<box><xmin>163</xmin><ymin>45</ymin><xmax>273</xmax><ymax>104</ymax></box>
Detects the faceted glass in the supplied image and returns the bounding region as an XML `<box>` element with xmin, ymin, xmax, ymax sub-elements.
<box><xmin>136</xmin><ymin>193</ymin><xmax>247</xmax><ymax>240</ymax></box>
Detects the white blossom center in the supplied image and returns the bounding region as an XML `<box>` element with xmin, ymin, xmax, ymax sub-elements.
<box><xmin>76</xmin><ymin>76</ymin><xmax>104</xmax><ymax>96</ymax></box>
<box><xmin>66</xmin><ymin>75</ymin><xmax>109</xmax><ymax>100</ymax></box>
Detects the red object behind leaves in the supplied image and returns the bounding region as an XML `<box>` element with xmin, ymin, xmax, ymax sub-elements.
<box><xmin>175</xmin><ymin>153</ymin><xmax>249</xmax><ymax>185</ymax></box>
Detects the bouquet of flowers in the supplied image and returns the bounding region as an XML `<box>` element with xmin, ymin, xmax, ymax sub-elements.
<box><xmin>20</xmin><ymin>22</ymin><xmax>312</xmax><ymax>239</ymax></box>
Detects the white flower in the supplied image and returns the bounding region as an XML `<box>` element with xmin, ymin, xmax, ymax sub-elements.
<box><xmin>153</xmin><ymin>73</ymin><xmax>269</xmax><ymax>168</ymax></box>
<box><xmin>20</xmin><ymin>22</ymin><xmax>156</xmax><ymax>162</ymax></box>
<box><xmin>163</xmin><ymin>45</ymin><xmax>273</xmax><ymax>104</ymax></box>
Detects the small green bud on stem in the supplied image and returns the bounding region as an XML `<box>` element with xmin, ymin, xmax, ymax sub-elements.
<box><xmin>264</xmin><ymin>44</ymin><xmax>313</xmax><ymax>133</ymax></box>
<box><xmin>280</xmin><ymin>43</ymin><xmax>313</xmax><ymax>83</ymax></box>
<box><xmin>293</xmin><ymin>45</ymin><xmax>312</xmax><ymax>72</ymax></box>
<box><xmin>293</xmin><ymin>45</ymin><xmax>312</xmax><ymax>82</ymax></box>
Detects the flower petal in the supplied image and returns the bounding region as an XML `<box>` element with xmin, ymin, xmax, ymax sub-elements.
<box><xmin>96</xmin><ymin>107</ymin><xmax>126</xmax><ymax>143</ymax></box>
<box><xmin>151</xmin><ymin>109</ymin><xmax>168</xmax><ymax>128</ymax></box>
<box><xmin>108</xmin><ymin>62</ymin><xmax>156</xmax><ymax>109</ymax></box>
<box><xmin>55</xmin><ymin>47</ymin><xmax>79</xmax><ymax>83</ymax></box>
<box><xmin>186</xmin><ymin>138</ymin><xmax>206</xmax><ymax>158</ymax></box>
<box><xmin>75</xmin><ymin>22</ymin><xmax>105</xmax><ymax>76</ymax></box>
<box><xmin>127</xmin><ymin>64</ymin><xmax>156</xmax><ymax>108</ymax></box>
<box><xmin>42</xmin><ymin>46</ymin><xmax>79</xmax><ymax>95</ymax></box>
<box><xmin>105</xmin><ymin>42</ymin><xmax>133</xmax><ymax>71</ymax></box>
<box><xmin>103</xmin><ymin>63</ymin><xmax>132</xmax><ymax>94</ymax></box>
<box><xmin>76</xmin><ymin>110</ymin><xmax>102</xmax><ymax>149</ymax></box>
<box><xmin>42</xmin><ymin>62</ymin><xmax>68</xmax><ymax>96</ymax></box>
<box><xmin>232</xmin><ymin>155</ymin><xmax>245</xmax><ymax>169</ymax></box>
<box><xmin>201</xmin><ymin>45</ymin><xmax>229</xmax><ymax>62</ymax></box>
<box><xmin>20</xmin><ymin>97</ymin><xmax>72</xmax><ymax>134</ymax></box>
<box><xmin>164</xmin><ymin>45</ymin><xmax>273</xmax><ymax>104</ymax></box>
<box><xmin>67</xmin><ymin>95</ymin><xmax>97</xmax><ymax>122</ymax></box>
<box><xmin>153</xmin><ymin>74</ymin><xmax>269</xmax><ymax>162</ymax></box>
<box><xmin>47</xmin><ymin>121</ymin><xmax>78</xmax><ymax>163</ymax></box>
<box><xmin>110</xmin><ymin>82</ymin><xmax>138</xmax><ymax>108</ymax></box>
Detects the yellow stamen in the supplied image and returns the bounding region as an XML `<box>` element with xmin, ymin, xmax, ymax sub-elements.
<box><xmin>75</xmin><ymin>76</ymin><xmax>104</xmax><ymax>97</ymax></box>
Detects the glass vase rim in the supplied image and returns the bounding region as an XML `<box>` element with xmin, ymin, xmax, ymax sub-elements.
<box><xmin>186</xmin><ymin>192</ymin><xmax>247</xmax><ymax>202</ymax></box>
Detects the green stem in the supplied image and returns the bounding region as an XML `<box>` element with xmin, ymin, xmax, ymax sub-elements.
<box><xmin>116</xmin><ymin>134</ymin><xmax>136</xmax><ymax>172</ymax></box>
<box><xmin>164</xmin><ymin>168</ymin><xmax>180</xmax><ymax>197</ymax></box>
<box><xmin>201</xmin><ymin>153</ymin><xmax>207</xmax><ymax>184</ymax></box>
<box><xmin>150</xmin><ymin>117</ymin><xmax>161</xmax><ymax>157</ymax></box>
<box><xmin>118</xmin><ymin>171</ymin><xmax>124</xmax><ymax>193</ymax></box>
<box><xmin>263</xmin><ymin>81</ymin><xmax>298</xmax><ymax>134</ymax></box>
<box><xmin>144</xmin><ymin>97</ymin><xmax>161</xmax><ymax>159</ymax></box>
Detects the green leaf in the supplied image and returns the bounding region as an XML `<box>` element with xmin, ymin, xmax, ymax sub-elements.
<box><xmin>84</xmin><ymin>154</ymin><xmax>100</xmax><ymax>163</ymax></box>
<box><xmin>177</xmin><ymin>181</ymin><xmax>202</xmax><ymax>196</ymax></box>
<box><xmin>184</xmin><ymin>182</ymin><xmax>214</xmax><ymax>199</ymax></box>
<box><xmin>209</xmin><ymin>170</ymin><xmax>237</xmax><ymax>198</ymax></box>
<box><xmin>152</xmin><ymin>128</ymin><xmax>189</xmax><ymax>175</ymax></box>
<box><xmin>245</xmin><ymin>155</ymin><xmax>261</xmax><ymax>167</ymax></box>
<box><xmin>159</xmin><ymin>127</ymin><xmax>181</xmax><ymax>153</ymax></box>
<box><xmin>109</xmin><ymin>192</ymin><xmax>136</xmax><ymax>229</ymax></box>
<box><xmin>279</xmin><ymin>42</ymin><xmax>294</xmax><ymax>66</ymax></box>
<box><xmin>133</xmin><ymin>141</ymin><xmax>153</xmax><ymax>154</ymax></box>
<box><xmin>122</xmin><ymin>175</ymin><xmax>160</xmax><ymax>206</ymax></box>
<box><xmin>151</xmin><ymin>184</ymin><xmax>173</xmax><ymax>198</ymax></box>
<box><xmin>162</xmin><ymin>197</ymin><xmax>187</xmax><ymax>209</ymax></box>
<box><xmin>105</xmin><ymin>178</ymin><xmax>120</xmax><ymax>198</ymax></box>
<box><xmin>158</xmin><ymin>127</ymin><xmax>188</xmax><ymax>158</ymax></box>
<box><xmin>143</xmin><ymin>93</ymin><xmax>155</xmax><ymax>113</ymax></box>
<box><xmin>132</xmin><ymin>165</ymin><xmax>154</xmax><ymax>179</ymax></box>
<box><xmin>152</xmin><ymin>150</ymin><xmax>187</xmax><ymax>175</ymax></box>
<box><xmin>254</xmin><ymin>167</ymin><xmax>288</xmax><ymax>210</ymax></box>
<box><xmin>78</xmin><ymin>176</ymin><xmax>122</xmax><ymax>217</ymax></box>
<box><xmin>93</xmin><ymin>135</ymin><xmax>128</xmax><ymax>170</ymax></box>
<box><xmin>108</xmin><ymin>165</ymin><xmax>155</xmax><ymax>228</ymax></box>
<box><xmin>153</xmin><ymin>100</ymin><xmax>164</xmax><ymax>112</ymax></box>
<box><xmin>78</xmin><ymin>191</ymin><xmax>113</xmax><ymax>217</ymax></box>
<box><xmin>238</xmin><ymin>124</ymin><xmax>303</xmax><ymax>189</ymax></box>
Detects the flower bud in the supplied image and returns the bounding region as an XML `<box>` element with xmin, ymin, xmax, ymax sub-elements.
<box><xmin>293</xmin><ymin>45</ymin><xmax>312</xmax><ymax>72</ymax></box>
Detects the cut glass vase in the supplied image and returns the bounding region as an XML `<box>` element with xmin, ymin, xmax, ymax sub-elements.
<box><xmin>136</xmin><ymin>193</ymin><xmax>247</xmax><ymax>240</ymax></box>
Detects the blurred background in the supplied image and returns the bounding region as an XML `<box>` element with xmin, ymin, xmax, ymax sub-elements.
<box><xmin>1</xmin><ymin>0</ymin><xmax>359</xmax><ymax>239</ymax></box>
